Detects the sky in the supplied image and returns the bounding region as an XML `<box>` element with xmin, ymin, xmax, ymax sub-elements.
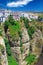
<box><xmin>0</xmin><ymin>0</ymin><xmax>43</xmax><ymax>12</ymax></box>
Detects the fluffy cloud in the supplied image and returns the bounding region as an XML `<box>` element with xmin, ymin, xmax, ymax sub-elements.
<box><xmin>7</xmin><ymin>0</ymin><xmax>33</xmax><ymax>7</ymax></box>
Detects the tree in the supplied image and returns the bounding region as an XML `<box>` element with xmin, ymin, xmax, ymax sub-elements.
<box><xmin>24</xmin><ymin>18</ymin><xmax>29</xmax><ymax>28</ymax></box>
<box><xmin>4</xmin><ymin>38</ymin><xmax>11</xmax><ymax>56</ymax></box>
<box><xmin>8</xmin><ymin>15</ymin><xmax>15</xmax><ymax>25</ymax></box>
<box><xmin>4</xmin><ymin>15</ymin><xmax>15</xmax><ymax>33</ymax></box>
<box><xmin>38</xmin><ymin>16</ymin><xmax>42</xmax><ymax>21</ymax></box>
<box><xmin>4</xmin><ymin>21</ymin><xmax>10</xmax><ymax>33</ymax></box>
<box><xmin>28</xmin><ymin>27</ymin><xmax>35</xmax><ymax>38</ymax></box>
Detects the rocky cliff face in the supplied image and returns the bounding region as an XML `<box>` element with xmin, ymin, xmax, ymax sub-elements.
<box><xmin>6</xmin><ymin>21</ymin><xmax>30</xmax><ymax>65</ymax></box>
<box><xmin>31</xmin><ymin>29</ymin><xmax>43</xmax><ymax>57</ymax></box>
<box><xmin>5</xmin><ymin>19</ymin><xmax>43</xmax><ymax>65</ymax></box>
<box><xmin>6</xmin><ymin>22</ymin><xmax>43</xmax><ymax>65</ymax></box>
<box><xmin>0</xmin><ymin>36</ymin><xmax>8</xmax><ymax>65</ymax></box>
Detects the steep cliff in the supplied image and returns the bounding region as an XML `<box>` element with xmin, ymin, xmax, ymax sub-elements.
<box><xmin>3</xmin><ymin>16</ymin><xmax>43</xmax><ymax>65</ymax></box>
<box><xmin>0</xmin><ymin>36</ymin><xmax>8</xmax><ymax>65</ymax></box>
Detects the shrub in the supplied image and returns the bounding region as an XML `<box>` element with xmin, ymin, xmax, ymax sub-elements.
<box><xmin>4</xmin><ymin>21</ymin><xmax>10</xmax><ymax>33</ymax></box>
<box><xmin>25</xmin><ymin>54</ymin><xmax>36</xmax><ymax>65</ymax></box>
<box><xmin>28</xmin><ymin>27</ymin><xmax>35</xmax><ymax>38</ymax></box>
<box><xmin>8</xmin><ymin>15</ymin><xmax>15</xmax><ymax>25</ymax></box>
<box><xmin>20</xmin><ymin>47</ymin><xmax>23</xmax><ymax>53</ymax></box>
<box><xmin>4</xmin><ymin>38</ymin><xmax>11</xmax><ymax>56</ymax></box>
<box><xmin>38</xmin><ymin>16</ymin><xmax>42</xmax><ymax>21</ymax></box>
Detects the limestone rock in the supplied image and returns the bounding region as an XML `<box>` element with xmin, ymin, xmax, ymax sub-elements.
<box><xmin>31</xmin><ymin>29</ymin><xmax>43</xmax><ymax>56</ymax></box>
<box><xmin>21</xmin><ymin>28</ymin><xmax>30</xmax><ymax>43</ymax></box>
<box><xmin>0</xmin><ymin>36</ymin><xmax>8</xmax><ymax>65</ymax></box>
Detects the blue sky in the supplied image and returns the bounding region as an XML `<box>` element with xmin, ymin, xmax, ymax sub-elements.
<box><xmin>0</xmin><ymin>0</ymin><xmax>43</xmax><ymax>12</ymax></box>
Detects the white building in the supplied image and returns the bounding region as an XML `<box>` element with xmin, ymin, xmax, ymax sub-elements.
<box><xmin>12</xmin><ymin>12</ymin><xmax>21</xmax><ymax>20</ymax></box>
<box><xmin>4</xmin><ymin>9</ymin><xmax>12</xmax><ymax>17</ymax></box>
<box><xmin>0</xmin><ymin>9</ymin><xmax>38</xmax><ymax>22</ymax></box>
<box><xmin>0</xmin><ymin>16</ymin><xmax>5</xmax><ymax>22</ymax></box>
<box><xmin>0</xmin><ymin>9</ymin><xmax>12</xmax><ymax>22</ymax></box>
<box><xmin>28</xmin><ymin>14</ymin><xmax>38</xmax><ymax>19</ymax></box>
<box><xmin>21</xmin><ymin>12</ymin><xmax>32</xmax><ymax>21</ymax></box>
<box><xmin>21</xmin><ymin>12</ymin><xmax>38</xmax><ymax>21</ymax></box>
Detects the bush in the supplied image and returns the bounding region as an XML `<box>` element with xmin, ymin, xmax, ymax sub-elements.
<box><xmin>21</xmin><ymin>17</ymin><xmax>35</xmax><ymax>38</ymax></box>
<box><xmin>4</xmin><ymin>15</ymin><xmax>15</xmax><ymax>33</ymax></box>
<box><xmin>25</xmin><ymin>54</ymin><xmax>36</xmax><ymax>65</ymax></box>
<box><xmin>8</xmin><ymin>15</ymin><xmax>15</xmax><ymax>25</ymax></box>
<box><xmin>4</xmin><ymin>38</ymin><xmax>18</xmax><ymax>65</ymax></box>
<box><xmin>18</xmin><ymin>31</ymin><xmax>22</xmax><ymax>39</ymax></box>
<box><xmin>28</xmin><ymin>27</ymin><xmax>35</xmax><ymax>38</ymax></box>
<box><xmin>0</xmin><ymin>31</ymin><xmax>2</xmax><ymax>36</ymax></box>
<box><xmin>20</xmin><ymin>47</ymin><xmax>23</xmax><ymax>53</ymax></box>
<box><xmin>4</xmin><ymin>38</ymin><xmax>11</xmax><ymax>56</ymax></box>
<box><xmin>20</xmin><ymin>41</ymin><xmax>23</xmax><ymax>47</ymax></box>
<box><xmin>8</xmin><ymin>21</ymin><xmax>21</xmax><ymax>40</ymax></box>
<box><xmin>4</xmin><ymin>21</ymin><xmax>10</xmax><ymax>33</ymax></box>
<box><xmin>38</xmin><ymin>16</ymin><xmax>42</xmax><ymax>21</ymax></box>
<box><xmin>23</xmin><ymin>17</ymin><xmax>29</xmax><ymax>28</ymax></box>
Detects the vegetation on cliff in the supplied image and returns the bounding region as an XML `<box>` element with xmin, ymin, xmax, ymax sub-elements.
<box><xmin>4</xmin><ymin>38</ymin><xmax>18</xmax><ymax>65</ymax></box>
<box><xmin>3</xmin><ymin>14</ymin><xmax>43</xmax><ymax>65</ymax></box>
<box><xmin>25</xmin><ymin>54</ymin><xmax>36</xmax><ymax>65</ymax></box>
<box><xmin>0</xmin><ymin>26</ymin><xmax>2</xmax><ymax>36</ymax></box>
<box><xmin>20</xmin><ymin>17</ymin><xmax>36</xmax><ymax>38</ymax></box>
<box><xmin>4</xmin><ymin>15</ymin><xmax>21</xmax><ymax>40</ymax></box>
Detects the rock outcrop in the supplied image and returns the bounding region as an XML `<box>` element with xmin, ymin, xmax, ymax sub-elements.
<box><xmin>0</xmin><ymin>36</ymin><xmax>8</xmax><ymax>65</ymax></box>
<box><xmin>6</xmin><ymin>21</ymin><xmax>43</xmax><ymax>65</ymax></box>
<box><xmin>6</xmin><ymin>25</ymin><xmax>30</xmax><ymax>65</ymax></box>
<box><xmin>31</xmin><ymin>29</ymin><xmax>43</xmax><ymax>57</ymax></box>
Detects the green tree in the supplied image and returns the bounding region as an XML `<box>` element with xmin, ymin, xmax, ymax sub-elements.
<box><xmin>4</xmin><ymin>15</ymin><xmax>15</xmax><ymax>33</ymax></box>
<box><xmin>28</xmin><ymin>27</ymin><xmax>35</xmax><ymax>38</ymax></box>
<box><xmin>38</xmin><ymin>16</ymin><xmax>42</xmax><ymax>21</ymax></box>
<box><xmin>4</xmin><ymin>21</ymin><xmax>10</xmax><ymax>33</ymax></box>
<box><xmin>4</xmin><ymin>38</ymin><xmax>11</xmax><ymax>56</ymax></box>
<box><xmin>24</xmin><ymin>18</ymin><xmax>29</xmax><ymax>28</ymax></box>
<box><xmin>8</xmin><ymin>15</ymin><xmax>15</xmax><ymax>25</ymax></box>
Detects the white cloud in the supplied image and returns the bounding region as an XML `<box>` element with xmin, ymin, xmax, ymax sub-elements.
<box><xmin>7</xmin><ymin>0</ymin><xmax>33</xmax><ymax>7</ymax></box>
